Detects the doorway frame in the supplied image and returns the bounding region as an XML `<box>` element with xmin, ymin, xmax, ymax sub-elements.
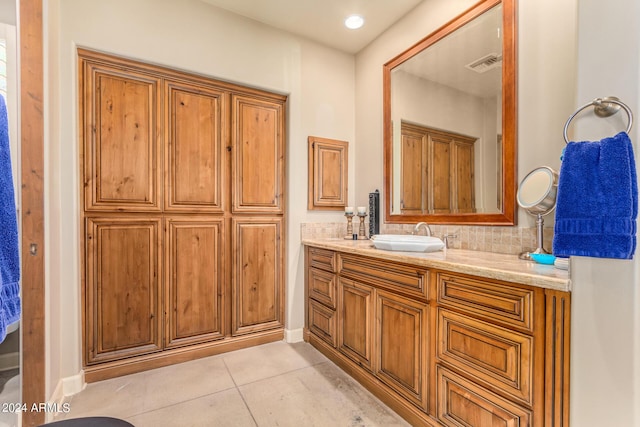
<box><xmin>19</xmin><ymin>0</ymin><xmax>45</xmax><ymax>426</ymax></box>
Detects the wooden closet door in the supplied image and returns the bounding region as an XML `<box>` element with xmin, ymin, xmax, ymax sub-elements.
<box><xmin>231</xmin><ymin>95</ymin><xmax>285</xmax><ymax>214</ymax></box>
<box><xmin>165</xmin><ymin>218</ymin><xmax>225</xmax><ymax>348</ymax></box>
<box><xmin>400</xmin><ymin>128</ymin><xmax>426</xmax><ymax>214</ymax></box>
<box><xmin>81</xmin><ymin>61</ymin><xmax>162</xmax><ymax>212</ymax></box>
<box><xmin>452</xmin><ymin>139</ymin><xmax>475</xmax><ymax>213</ymax></box>
<box><xmin>165</xmin><ymin>80</ymin><xmax>226</xmax><ymax>212</ymax></box>
<box><xmin>428</xmin><ymin>134</ymin><xmax>453</xmax><ymax>214</ymax></box>
<box><xmin>85</xmin><ymin>217</ymin><xmax>162</xmax><ymax>364</ymax></box>
<box><xmin>232</xmin><ymin>217</ymin><xmax>284</xmax><ymax>335</ymax></box>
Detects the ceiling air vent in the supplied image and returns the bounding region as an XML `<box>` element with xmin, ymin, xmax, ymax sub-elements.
<box><xmin>465</xmin><ymin>53</ymin><xmax>502</xmax><ymax>73</ymax></box>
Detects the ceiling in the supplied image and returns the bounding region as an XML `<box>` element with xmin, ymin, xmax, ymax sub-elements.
<box><xmin>199</xmin><ymin>0</ymin><xmax>424</xmax><ymax>54</ymax></box>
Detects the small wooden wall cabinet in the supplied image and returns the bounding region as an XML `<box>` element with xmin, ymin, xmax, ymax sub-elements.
<box><xmin>304</xmin><ymin>246</ymin><xmax>570</xmax><ymax>427</ymax></box>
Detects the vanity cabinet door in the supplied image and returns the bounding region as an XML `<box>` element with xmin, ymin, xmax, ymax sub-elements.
<box><xmin>338</xmin><ymin>278</ymin><xmax>374</xmax><ymax>371</ymax></box>
<box><xmin>375</xmin><ymin>290</ymin><xmax>428</xmax><ymax>411</ymax></box>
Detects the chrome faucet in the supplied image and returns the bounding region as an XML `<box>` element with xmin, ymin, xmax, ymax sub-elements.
<box><xmin>412</xmin><ymin>222</ymin><xmax>432</xmax><ymax>237</ymax></box>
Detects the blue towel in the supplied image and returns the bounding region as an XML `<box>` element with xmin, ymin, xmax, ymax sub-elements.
<box><xmin>553</xmin><ymin>131</ymin><xmax>638</xmax><ymax>259</ymax></box>
<box><xmin>0</xmin><ymin>95</ymin><xmax>20</xmax><ymax>343</ymax></box>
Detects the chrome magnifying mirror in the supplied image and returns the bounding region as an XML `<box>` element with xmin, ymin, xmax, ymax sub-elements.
<box><xmin>517</xmin><ymin>166</ymin><xmax>558</xmax><ymax>260</ymax></box>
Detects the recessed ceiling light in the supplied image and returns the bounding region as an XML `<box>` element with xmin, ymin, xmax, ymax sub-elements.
<box><xmin>344</xmin><ymin>15</ymin><xmax>364</xmax><ymax>30</ymax></box>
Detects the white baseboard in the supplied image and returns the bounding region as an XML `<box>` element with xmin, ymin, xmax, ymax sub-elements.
<box><xmin>62</xmin><ymin>371</ymin><xmax>86</xmax><ymax>397</ymax></box>
<box><xmin>285</xmin><ymin>328</ymin><xmax>304</xmax><ymax>343</ymax></box>
<box><xmin>50</xmin><ymin>371</ymin><xmax>86</xmax><ymax>403</ymax></box>
<box><xmin>0</xmin><ymin>352</ymin><xmax>19</xmax><ymax>371</ymax></box>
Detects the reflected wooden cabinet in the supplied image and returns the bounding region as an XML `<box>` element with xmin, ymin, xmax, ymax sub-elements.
<box><xmin>400</xmin><ymin>122</ymin><xmax>476</xmax><ymax>214</ymax></box>
<box><xmin>80</xmin><ymin>49</ymin><xmax>286</xmax><ymax>380</ymax></box>
<box><xmin>304</xmin><ymin>247</ymin><xmax>570</xmax><ymax>427</ymax></box>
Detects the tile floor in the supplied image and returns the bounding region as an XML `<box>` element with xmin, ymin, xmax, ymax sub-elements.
<box><xmin>56</xmin><ymin>341</ymin><xmax>410</xmax><ymax>426</ymax></box>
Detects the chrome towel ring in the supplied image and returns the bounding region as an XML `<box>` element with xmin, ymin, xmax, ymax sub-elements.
<box><xmin>563</xmin><ymin>96</ymin><xmax>633</xmax><ymax>144</ymax></box>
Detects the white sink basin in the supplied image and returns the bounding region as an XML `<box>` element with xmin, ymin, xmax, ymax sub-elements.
<box><xmin>371</xmin><ymin>234</ymin><xmax>445</xmax><ymax>252</ymax></box>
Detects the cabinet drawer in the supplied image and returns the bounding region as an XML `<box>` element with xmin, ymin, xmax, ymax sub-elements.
<box><xmin>339</xmin><ymin>253</ymin><xmax>428</xmax><ymax>299</ymax></box>
<box><xmin>437</xmin><ymin>309</ymin><xmax>533</xmax><ymax>405</ymax></box>
<box><xmin>436</xmin><ymin>366</ymin><xmax>531</xmax><ymax>427</ymax></box>
<box><xmin>308</xmin><ymin>268</ymin><xmax>336</xmax><ymax>308</ymax></box>
<box><xmin>437</xmin><ymin>272</ymin><xmax>534</xmax><ymax>332</ymax></box>
<box><xmin>308</xmin><ymin>247</ymin><xmax>336</xmax><ymax>273</ymax></box>
<box><xmin>308</xmin><ymin>299</ymin><xmax>337</xmax><ymax>348</ymax></box>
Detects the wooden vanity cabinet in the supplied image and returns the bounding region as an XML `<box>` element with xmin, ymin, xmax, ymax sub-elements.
<box><xmin>304</xmin><ymin>247</ymin><xmax>570</xmax><ymax>427</ymax></box>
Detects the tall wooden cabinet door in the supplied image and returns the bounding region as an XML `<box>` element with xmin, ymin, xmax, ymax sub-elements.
<box><xmin>231</xmin><ymin>94</ymin><xmax>285</xmax><ymax>214</ymax></box>
<box><xmin>165</xmin><ymin>218</ymin><xmax>225</xmax><ymax>348</ymax></box>
<box><xmin>165</xmin><ymin>80</ymin><xmax>226</xmax><ymax>212</ymax></box>
<box><xmin>428</xmin><ymin>134</ymin><xmax>452</xmax><ymax>214</ymax></box>
<box><xmin>400</xmin><ymin>129</ymin><xmax>426</xmax><ymax>214</ymax></box>
<box><xmin>232</xmin><ymin>218</ymin><xmax>284</xmax><ymax>335</ymax></box>
<box><xmin>375</xmin><ymin>290</ymin><xmax>428</xmax><ymax>410</ymax></box>
<box><xmin>85</xmin><ymin>217</ymin><xmax>162</xmax><ymax>364</ymax></box>
<box><xmin>338</xmin><ymin>278</ymin><xmax>374</xmax><ymax>371</ymax></box>
<box><xmin>453</xmin><ymin>140</ymin><xmax>475</xmax><ymax>213</ymax></box>
<box><xmin>80</xmin><ymin>59</ymin><xmax>162</xmax><ymax>212</ymax></box>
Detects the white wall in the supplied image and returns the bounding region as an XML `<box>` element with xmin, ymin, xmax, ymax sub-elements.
<box><xmin>46</xmin><ymin>0</ymin><xmax>355</xmax><ymax>399</ymax></box>
<box><xmin>570</xmin><ymin>0</ymin><xmax>640</xmax><ymax>425</ymax></box>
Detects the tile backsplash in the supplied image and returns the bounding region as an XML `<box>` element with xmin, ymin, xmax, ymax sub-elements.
<box><xmin>301</xmin><ymin>222</ymin><xmax>553</xmax><ymax>256</ymax></box>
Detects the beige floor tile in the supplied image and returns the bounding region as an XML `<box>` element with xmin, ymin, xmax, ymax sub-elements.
<box><xmin>126</xmin><ymin>388</ymin><xmax>256</xmax><ymax>427</ymax></box>
<box><xmin>56</xmin><ymin>342</ymin><xmax>410</xmax><ymax>426</ymax></box>
<box><xmin>223</xmin><ymin>341</ymin><xmax>328</xmax><ymax>386</ymax></box>
<box><xmin>63</xmin><ymin>355</ymin><xmax>235</xmax><ymax>420</ymax></box>
<box><xmin>238</xmin><ymin>361</ymin><xmax>411</xmax><ymax>427</ymax></box>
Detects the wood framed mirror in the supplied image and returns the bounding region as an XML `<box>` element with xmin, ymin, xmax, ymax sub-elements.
<box><xmin>383</xmin><ymin>0</ymin><xmax>516</xmax><ymax>225</ymax></box>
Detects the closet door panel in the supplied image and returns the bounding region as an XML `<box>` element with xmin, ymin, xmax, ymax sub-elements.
<box><xmin>165</xmin><ymin>80</ymin><xmax>226</xmax><ymax>212</ymax></box>
<box><xmin>165</xmin><ymin>217</ymin><xmax>225</xmax><ymax>348</ymax></box>
<box><xmin>85</xmin><ymin>217</ymin><xmax>162</xmax><ymax>364</ymax></box>
<box><xmin>453</xmin><ymin>140</ymin><xmax>475</xmax><ymax>213</ymax></box>
<box><xmin>232</xmin><ymin>95</ymin><xmax>285</xmax><ymax>213</ymax></box>
<box><xmin>428</xmin><ymin>135</ymin><xmax>453</xmax><ymax>214</ymax></box>
<box><xmin>232</xmin><ymin>218</ymin><xmax>284</xmax><ymax>335</ymax></box>
<box><xmin>82</xmin><ymin>62</ymin><xmax>161</xmax><ymax>211</ymax></box>
<box><xmin>400</xmin><ymin>129</ymin><xmax>426</xmax><ymax>214</ymax></box>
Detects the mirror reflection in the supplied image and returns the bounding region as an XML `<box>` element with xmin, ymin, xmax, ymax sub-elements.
<box><xmin>391</xmin><ymin>4</ymin><xmax>502</xmax><ymax>215</ymax></box>
<box><xmin>384</xmin><ymin>0</ymin><xmax>516</xmax><ymax>225</ymax></box>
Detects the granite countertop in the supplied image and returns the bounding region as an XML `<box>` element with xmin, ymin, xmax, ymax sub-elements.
<box><xmin>302</xmin><ymin>238</ymin><xmax>571</xmax><ymax>292</ymax></box>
